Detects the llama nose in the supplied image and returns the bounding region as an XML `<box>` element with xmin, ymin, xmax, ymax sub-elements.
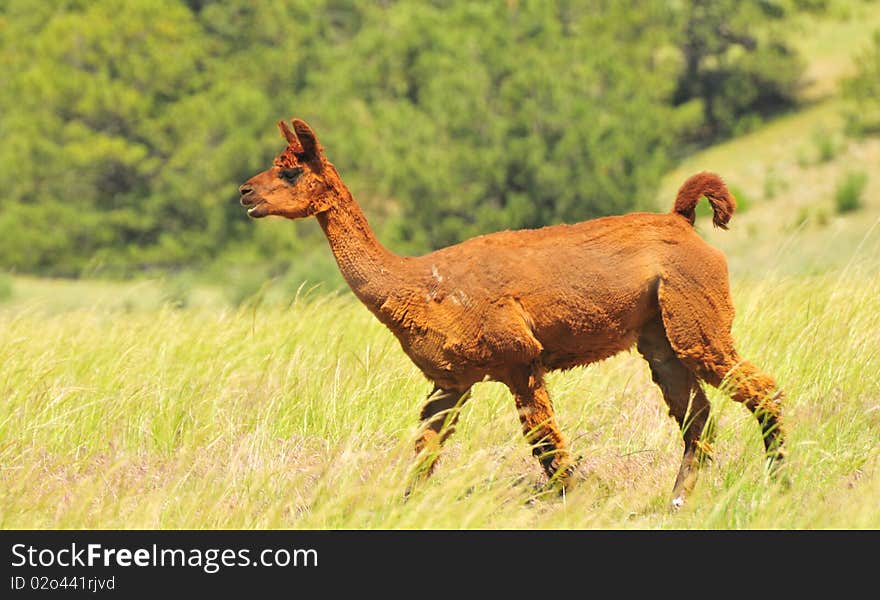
<box><xmin>239</xmin><ymin>184</ymin><xmax>254</xmax><ymax>196</ymax></box>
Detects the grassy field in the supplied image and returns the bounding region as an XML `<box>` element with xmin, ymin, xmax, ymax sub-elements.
<box><xmin>2</xmin><ymin>185</ymin><xmax>879</xmax><ymax>530</ymax></box>
<box><xmin>1</xmin><ymin>255</ymin><xmax>878</xmax><ymax>529</ymax></box>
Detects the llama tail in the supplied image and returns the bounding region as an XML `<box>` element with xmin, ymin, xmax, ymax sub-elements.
<box><xmin>672</xmin><ymin>172</ymin><xmax>736</xmax><ymax>230</ymax></box>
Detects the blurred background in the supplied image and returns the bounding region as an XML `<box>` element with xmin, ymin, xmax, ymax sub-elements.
<box><xmin>1</xmin><ymin>0</ymin><xmax>879</xmax><ymax>309</ymax></box>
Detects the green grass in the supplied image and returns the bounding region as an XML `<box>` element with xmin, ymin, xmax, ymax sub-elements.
<box><xmin>1</xmin><ymin>258</ymin><xmax>877</xmax><ymax>529</ymax></box>
<box><xmin>4</xmin><ymin>275</ymin><xmax>223</xmax><ymax>314</ymax></box>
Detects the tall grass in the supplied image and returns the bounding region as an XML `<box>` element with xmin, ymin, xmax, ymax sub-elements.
<box><xmin>1</xmin><ymin>267</ymin><xmax>877</xmax><ymax>530</ymax></box>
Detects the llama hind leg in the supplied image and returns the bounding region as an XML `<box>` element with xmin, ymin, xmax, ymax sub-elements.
<box><xmin>506</xmin><ymin>364</ymin><xmax>573</xmax><ymax>486</ymax></box>
<box><xmin>413</xmin><ymin>385</ymin><xmax>472</xmax><ymax>479</ymax></box>
<box><xmin>665</xmin><ymin>339</ymin><xmax>785</xmax><ymax>467</ymax></box>
<box><xmin>703</xmin><ymin>357</ymin><xmax>786</xmax><ymax>467</ymax></box>
<box><xmin>638</xmin><ymin>319</ymin><xmax>712</xmax><ymax>508</ymax></box>
<box><xmin>657</xmin><ymin>277</ymin><xmax>785</xmax><ymax>472</ymax></box>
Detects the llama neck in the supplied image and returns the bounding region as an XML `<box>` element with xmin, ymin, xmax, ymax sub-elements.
<box><xmin>315</xmin><ymin>180</ymin><xmax>403</xmax><ymax>312</ymax></box>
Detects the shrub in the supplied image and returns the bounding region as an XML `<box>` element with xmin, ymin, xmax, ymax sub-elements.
<box><xmin>834</xmin><ymin>171</ymin><xmax>868</xmax><ymax>214</ymax></box>
<box><xmin>813</xmin><ymin>127</ymin><xmax>838</xmax><ymax>163</ymax></box>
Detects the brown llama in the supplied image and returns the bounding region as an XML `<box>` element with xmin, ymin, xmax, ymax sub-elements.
<box><xmin>239</xmin><ymin>118</ymin><xmax>785</xmax><ymax>508</ymax></box>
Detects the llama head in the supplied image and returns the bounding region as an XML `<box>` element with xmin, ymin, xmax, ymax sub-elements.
<box><xmin>239</xmin><ymin>118</ymin><xmax>333</xmax><ymax>219</ymax></box>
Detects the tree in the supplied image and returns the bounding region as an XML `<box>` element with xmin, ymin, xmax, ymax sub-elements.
<box><xmin>308</xmin><ymin>1</ymin><xmax>683</xmax><ymax>250</ymax></box>
<box><xmin>672</xmin><ymin>0</ymin><xmax>803</xmax><ymax>140</ymax></box>
<box><xmin>0</xmin><ymin>0</ymin><xmax>810</xmax><ymax>281</ymax></box>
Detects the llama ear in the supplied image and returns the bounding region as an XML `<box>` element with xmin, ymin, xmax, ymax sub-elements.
<box><xmin>292</xmin><ymin>118</ymin><xmax>324</xmax><ymax>171</ymax></box>
<box><xmin>277</xmin><ymin>120</ymin><xmax>304</xmax><ymax>153</ymax></box>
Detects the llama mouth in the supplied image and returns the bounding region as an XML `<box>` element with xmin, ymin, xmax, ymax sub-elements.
<box><xmin>246</xmin><ymin>202</ymin><xmax>269</xmax><ymax>218</ymax></box>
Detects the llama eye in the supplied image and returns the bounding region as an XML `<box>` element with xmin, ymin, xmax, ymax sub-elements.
<box><xmin>279</xmin><ymin>168</ymin><xmax>303</xmax><ymax>183</ymax></box>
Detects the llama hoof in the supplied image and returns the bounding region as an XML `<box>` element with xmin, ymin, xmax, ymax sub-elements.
<box><xmin>546</xmin><ymin>472</ymin><xmax>574</xmax><ymax>496</ymax></box>
<box><xmin>545</xmin><ymin>455</ymin><xmax>576</xmax><ymax>485</ymax></box>
<box><xmin>527</xmin><ymin>478</ymin><xmax>563</xmax><ymax>501</ymax></box>
<box><xmin>670</xmin><ymin>496</ymin><xmax>685</xmax><ymax>511</ymax></box>
<box><xmin>765</xmin><ymin>452</ymin><xmax>786</xmax><ymax>474</ymax></box>
<box><xmin>403</xmin><ymin>477</ymin><xmax>424</xmax><ymax>500</ymax></box>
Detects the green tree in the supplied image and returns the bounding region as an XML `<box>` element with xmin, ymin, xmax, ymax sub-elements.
<box><xmin>0</xmin><ymin>0</ymin><xmax>812</xmax><ymax>280</ymax></box>
<box><xmin>672</xmin><ymin>0</ymin><xmax>804</xmax><ymax>140</ymax></box>
<box><xmin>309</xmin><ymin>1</ymin><xmax>683</xmax><ymax>250</ymax></box>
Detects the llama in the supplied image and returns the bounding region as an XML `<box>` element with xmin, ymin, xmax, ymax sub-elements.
<box><xmin>239</xmin><ymin>118</ymin><xmax>785</xmax><ymax>508</ymax></box>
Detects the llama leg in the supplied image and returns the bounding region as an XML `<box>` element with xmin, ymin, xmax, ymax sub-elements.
<box><xmin>657</xmin><ymin>277</ymin><xmax>786</xmax><ymax>474</ymax></box>
<box><xmin>638</xmin><ymin>320</ymin><xmax>711</xmax><ymax>509</ymax></box>
<box><xmin>413</xmin><ymin>386</ymin><xmax>471</xmax><ymax>478</ymax></box>
<box><xmin>506</xmin><ymin>364</ymin><xmax>573</xmax><ymax>486</ymax></box>
<box><xmin>704</xmin><ymin>357</ymin><xmax>786</xmax><ymax>467</ymax></box>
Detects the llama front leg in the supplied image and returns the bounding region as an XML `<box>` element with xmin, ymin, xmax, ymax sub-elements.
<box><xmin>506</xmin><ymin>364</ymin><xmax>573</xmax><ymax>486</ymax></box>
<box><xmin>413</xmin><ymin>386</ymin><xmax>471</xmax><ymax>479</ymax></box>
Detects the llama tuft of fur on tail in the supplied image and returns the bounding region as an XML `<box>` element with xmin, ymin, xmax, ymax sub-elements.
<box><xmin>673</xmin><ymin>172</ymin><xmax>736</xmax><ymax>229</ymax></box>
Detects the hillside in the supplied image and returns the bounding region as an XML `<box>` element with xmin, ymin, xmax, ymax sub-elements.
<box><xmin>657</xmin><ymin>2</ymin><xmax>880</xmax><ymax>277</ymax></box>
<box><xmin>658</xmin><ymin>101</ymin><xmax>880</xmax><ymax>276</ymax></box>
